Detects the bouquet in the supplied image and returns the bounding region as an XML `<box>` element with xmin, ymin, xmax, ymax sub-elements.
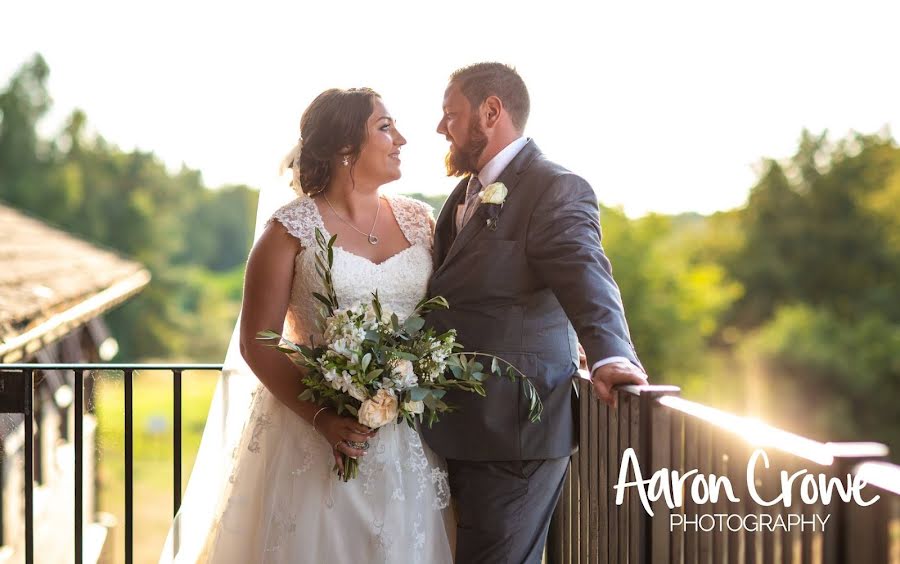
<box><xmin>258</xmin><ymin>229</ymin><xmax>542</xmax><ymax>481</ymax></box>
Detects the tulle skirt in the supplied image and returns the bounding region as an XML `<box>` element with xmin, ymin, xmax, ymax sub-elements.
<box><xmin>197</xmin><ymin>382</ymin><xmax>455</xmax><ymax>563</ymax></box>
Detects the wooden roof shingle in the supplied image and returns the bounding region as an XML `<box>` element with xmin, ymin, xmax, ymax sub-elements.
<box><xmin>0</xmin><ymin>203</ymin><xmax>151</xmax><ymax>357</ymax></box>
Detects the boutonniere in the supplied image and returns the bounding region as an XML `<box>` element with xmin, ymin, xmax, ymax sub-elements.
<box><xmin>478</xmin><ymin>182</ymin><xmax>508</xmax><ymax>231</ymax></box>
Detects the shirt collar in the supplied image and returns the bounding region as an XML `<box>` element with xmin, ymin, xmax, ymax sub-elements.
<box><xmin>476</xmin><ymin>136</ymin><xmax>529</xmax><ymax>187</ymax></box>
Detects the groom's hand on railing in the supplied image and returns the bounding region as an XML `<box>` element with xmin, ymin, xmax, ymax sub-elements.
<box><xmin>588</xmin><ymin>362</ymin><xmax>648</xmax><ymax>408</ymax></box>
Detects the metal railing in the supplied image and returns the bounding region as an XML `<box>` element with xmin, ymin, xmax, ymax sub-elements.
<box><xmin>1</xmin><ymin>364</ymin><xmax>898</xmax><ymax>563</ymax></box>
<box><xmin>0</xmin><ymin>364</ymin><xmax>223</xmax><ymax>564</ymax></box>
<box><xmin>548</xmin><ymin>377</ymin><xmax>900</xmax><ymax>564</ymax></box>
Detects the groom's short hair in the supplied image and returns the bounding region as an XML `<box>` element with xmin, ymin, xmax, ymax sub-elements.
<box><xmin>450</xmin><ymin>62</ymin><xmax>530</xmax><ymax>132</ymax></box>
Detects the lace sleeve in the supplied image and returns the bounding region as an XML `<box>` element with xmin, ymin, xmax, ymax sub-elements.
<box><xmin>391</xmin><ymin>195</ymin><xmax>435</xmax><ymax>248</ymax></box>
<box><xmin>265</xmin><ymin>196</ymin><xmax>324</xmax><ymax>248</ymax></box>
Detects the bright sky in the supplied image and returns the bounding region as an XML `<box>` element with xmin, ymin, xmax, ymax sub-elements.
<box><xmin>3</xmin><ymin>0</ymin><xmax>898</xmax><ymax>217</ymax></box>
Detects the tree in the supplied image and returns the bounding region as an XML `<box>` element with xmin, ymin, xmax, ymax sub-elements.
<box><xmin>729</xmin><ymin>129</ymin><xmax>900</xmax><ymax>453</ymax></box>
<box><xmin>0</xmin><ymin>54</ymin><xmax>52</xmax><ymax>209</ymax></box>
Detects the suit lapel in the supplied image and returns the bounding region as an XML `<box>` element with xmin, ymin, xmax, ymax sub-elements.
<box><xmin>435</xmin><ymin>140</ymin><xmax>541</xmax><ymax>277</ymax></box>
<box><xmin>432</xmin><ymin>177</ymin><xmax>468</xmax><ymax>269</ymax></box>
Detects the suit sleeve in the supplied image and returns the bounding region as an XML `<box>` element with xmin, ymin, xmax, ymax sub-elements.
<box><xmin>525</xmin><ymin>173</ymin><xmax>643</xmax><ymax>371</ymax></box>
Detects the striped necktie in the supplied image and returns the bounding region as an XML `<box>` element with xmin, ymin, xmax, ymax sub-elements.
<box><xmin>457</xmin><ymin>175</ymin><xmax>483</xmax><ymax>231</ymax></box>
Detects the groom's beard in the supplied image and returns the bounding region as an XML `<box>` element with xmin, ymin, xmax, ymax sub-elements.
<box><xmin>444</xmin><ymin>118</ymin><xmax>488</xmax><ymax>177</ymax></box>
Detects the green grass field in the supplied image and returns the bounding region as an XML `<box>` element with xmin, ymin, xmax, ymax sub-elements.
<box><xmin>94</xmin><ymin>370</ymin><xmax>219</xmax><ymax>564</ymax></box>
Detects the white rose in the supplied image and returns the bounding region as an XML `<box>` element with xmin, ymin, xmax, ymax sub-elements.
<box><xmin>479</xmin><ymin>182</ymin><xmax>508</xmax><ymax>205</ymax></box>
<box><xmin>390</xmin><ymin>359</ymin><xmax>418</xmax><ymax>390</ymax></box>
<box><xmin>402</xmin><ymin>399</ymin><xmax>425</xmax><ymax>415</ymax></box>
<box><xmin>357</xmin><ymin>388</ymin><xmax>399</xmax><ymax>429</ymax></box>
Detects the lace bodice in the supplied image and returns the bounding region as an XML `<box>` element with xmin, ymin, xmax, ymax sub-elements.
<box><xmin>267</xmin><ymin>194</ymin><xmax>435</xmax><ymax>345</ymax></box>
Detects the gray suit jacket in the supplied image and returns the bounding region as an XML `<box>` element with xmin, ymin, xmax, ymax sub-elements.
<box><xmin>421</xmin><ymin>140</ymin><xmax>641</xmax><ymax>461</ymax></box>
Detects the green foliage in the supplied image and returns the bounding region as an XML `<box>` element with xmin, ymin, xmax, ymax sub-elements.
<box><xmin>599</xmin><ymin>206</ymin><xmax>742</xmax><ymax>385</ymax></box>
<box><xmin>745</xmin><ymin>305</ymin><xmax>900</xmax><ymax>450</ymax></box>
<box><xmin>0</xmin><ymin>55</ymin><xmax>256</xmax><ymax>361</ymax></box>
<box><xmin>404</xmin><ymin>192</ymin><xmax>448</xmax><ymax>215</ymax></box>
<box><xmin>728</xmin><ymin>129</ymin><xmax>900</xmax><ymax>453</ymax></box>
<box><xmin>727</xmin><ymin>130</ymin><xmax>900</xmax><ymax>326</ymax></box>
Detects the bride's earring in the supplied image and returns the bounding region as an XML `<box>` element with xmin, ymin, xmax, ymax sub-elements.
<box><xmin>342</xmin><ymin>155</ymin><xmax>350</xmax><ymax>167</ymax></box>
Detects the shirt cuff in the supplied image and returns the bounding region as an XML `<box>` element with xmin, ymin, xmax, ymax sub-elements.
<box><xmin>590</xmin><ymin>357</ymin><xmax>647</xmax><ymax>379</ymax></box>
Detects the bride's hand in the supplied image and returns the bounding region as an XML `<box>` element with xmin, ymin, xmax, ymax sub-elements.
<box><xmin>315</xmin><ymin>410</ymin><xmax>375</xmax><ymax>466</ymax></box>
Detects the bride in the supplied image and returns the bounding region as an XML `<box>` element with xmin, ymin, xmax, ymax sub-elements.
<box><xmin>160</xmin><ymin>87</ymin><xmax>454</xmax><ymax>563</ymax></box>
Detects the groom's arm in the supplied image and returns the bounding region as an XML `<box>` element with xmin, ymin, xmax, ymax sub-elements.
<box><xmin>525</xmin><ymin>173</ymin><xmax>647</xmax><ymax>397</ymax></box>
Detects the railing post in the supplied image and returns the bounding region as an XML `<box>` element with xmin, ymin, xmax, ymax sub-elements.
<box><xmin>124</xmin><ymin>368</ymin><xmax>134</xmax><ymax>564</ymax></box>
<box><xmin>24</xmin><ymin>369</ymin><xmax>34</xmax><ymax>564</ymax></box>
<box><xmin>173</xmin><ymin>368</ymin><xmax>183</xmax><ymax>556</ymax></box>
<box><xmin>74</xmin><ymin>369</ymin><xmax>84</xmax><ymax>564</ymax></box>
<box><xmin>0</xmin><ymin>369</ymin><xmax>34</xmax><ymax>564</ymax></box>
<box><xmin>822</xmin><ymin>442</ymin><xmax>888</xmax><ymax>564</ymax></box>
<box><xmin>636</xmin><ymin>385</ymin><xmax>680</xmax><ymax>564</ymax></box>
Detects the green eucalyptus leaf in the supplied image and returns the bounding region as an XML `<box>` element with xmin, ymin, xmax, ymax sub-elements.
<box><xmin>372</xmin><ymin>290</ymin><xmax>382</xmax><ymax>316</ymax></box>
<box><xmin>391</xmin><ymin>313</ymin><xmax>401</xmax><ymax>333</ymax></box>
<box><xmin>313</xmin><ymin>292</ymin><xmax>334</xmax><ymax>309</ymax></box>
<box><xmin>403</xmin><ymin>315</ymin><xmax>425</xmax><ymax>334</ymax></box>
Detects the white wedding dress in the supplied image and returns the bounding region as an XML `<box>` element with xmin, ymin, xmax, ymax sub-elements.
<box><xmin>169</xmin><ymin>194</ymin><xmax>454</xmax><ymax>563</ymax></box>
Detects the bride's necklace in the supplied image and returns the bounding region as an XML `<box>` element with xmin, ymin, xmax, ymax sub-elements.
<box><xmin>323</xmin><ymin>194</ymin><xmax>381</xmax><ymax>245</ymax></box>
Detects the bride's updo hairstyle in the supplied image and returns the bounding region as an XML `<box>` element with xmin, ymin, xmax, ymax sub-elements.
<box><xmin>281</xmin><ymin>87</ymin><xmax>380</xmax><ymax>196</ymax></box>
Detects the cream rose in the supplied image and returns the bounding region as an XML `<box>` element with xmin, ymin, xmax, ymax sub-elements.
<box><xmin>479</xmin><ymin>182</ymin><xmax>508</xmax><ymax>205</ymax></box>
<box><xmin>389</xmin><ymin>358</ymin><xmax>418</xmax><ymax>390</ymax></box>
<box><xmin>402</xmin><ymin>399</ymin><xmax>425</xmax><ymax>415</ymax></box>
<box><xmin>357</xmin><ymin>389</ymin><xmax>399</xmax><ymax>429</ymax></box>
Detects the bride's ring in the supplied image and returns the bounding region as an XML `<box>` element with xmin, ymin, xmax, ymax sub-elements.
<box><xmin>344</xmin><ymin>440</ymin><xmax>370</xmax><ymax>451</ymax></box>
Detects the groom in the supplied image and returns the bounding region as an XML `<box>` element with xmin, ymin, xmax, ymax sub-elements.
<box><xmin>422</xmin><ymin>62</ymin><xmax>648</xmax><ymax>563</ymax></box>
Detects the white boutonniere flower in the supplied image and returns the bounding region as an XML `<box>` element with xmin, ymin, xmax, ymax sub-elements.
<box><xmin>478</xmin><ymin>182</ymin><xmax>508</xmax><ymax>231</ymax></box>
<box><xmin>479</xmin><ymin>182</ymin><xmax>508</xmax><ymax>205</ymax></box>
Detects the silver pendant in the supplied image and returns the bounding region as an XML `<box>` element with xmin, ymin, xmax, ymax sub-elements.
<box><xmin>368</xmin><ymin>234</ymin><xmax>379</xmax><ymax>245</ymax></box>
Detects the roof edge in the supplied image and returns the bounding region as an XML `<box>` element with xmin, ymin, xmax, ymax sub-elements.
<box><xmin>0</xmin><ymin>269</ymin><xmax>152</xmax><ymax>363</ymax></box>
